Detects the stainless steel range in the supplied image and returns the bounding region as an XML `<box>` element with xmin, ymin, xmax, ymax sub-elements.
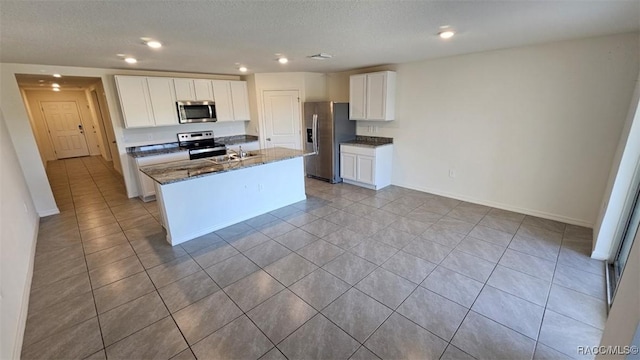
<box><xmin>178</xmin><ymin>131</ymin><xmax>227</xmax><ymax>160</ymax></box>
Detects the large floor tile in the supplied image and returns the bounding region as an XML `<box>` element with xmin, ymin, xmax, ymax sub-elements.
<box><xmin>546</xmin><ymin>284</ymin><xmax>607</xmax><ymax>330</ymax></box>
<box><xmin>380</xmin><ymin>250</ymin><xmax>436</xmax><ymax>284</ymax></box>
<box><xmin>192</xmin><ymin>315</ymin><xmax>273</xmax><ymax>360</ymax></box>
<box><xmin>23</xmin><ymin>292</ymin><xmax>96</xmax><ymax>346</ymax></box>
<box><xmin>173</xmin><ymin>290</ymin><xmax>243</xmax><ymax>345</ymax></box>
<box><xmin>538</xmin><ymin>310</ymin><xmax>603</xmax><ymax>359</ymax></box>
<box><xmin>452</xmin><ymin>311</ymin><xmax>536</xmax><ymax>360</ymax></box>
<box><xmin>355</xmin><ymin>267</ymin><xmax>416</xmax><ymax>309</ymax></box>
<box><xmin>441</xmin><ymin>345</ymin><xmax>476</xmax><ymax>360</ymax></box>
<box><xmin>323</xmin><ymin>228</ymin><xmax>366</xmax><ymax>250</ymax></box>
<box><xmin>244</xmin><ymin>240</ymin><xmax>292</xmax><ymax>267</ymax></box>
<box><xmin>147</xmin><ymin>255</ymin><xmax>201</xmax><ymax>288</ymax></box>
<box><xmin>88</xmin><ymin>255</ymin><xmax>145</xmax><ymax>289</ymax></box>
<box><xmin>204</xmin><ymin>253</ymin><xmax>259</xmax><ymax>288</ymax></box>
<box><xmin>440</xmin><ymin>249</ymin><xmax>496</xmax><ymax>282</ymax></box>
<box><xmin>247</xmin><ymin>290</ymin><xmax>317</xmax><ymax>344</ymax></box>
<box><xmin>323</xmin><ymin>252</ymin><xmax>377</xmax><ymax>285</ymax></box>
<box><xmin>278</xmin><ymin>314</ymin><xmax>360</xmax><ymax>360</ymax></box>
<box><xmin>487</xmin><ymin>265</ymin><xmax>551</xmax><ymax>306</ymax></box>
<box><xmin>27</xmin><ymin>272</ymin><xmax>91</xmax><ymax>314</ymax></box>
<box><xmin>403</xmin><ymin>238</ymin><xmax>453</xmax><ymax>264</ymax></box>
<box><xmin>397</xmin><ymin>287</ymin><xmax>467</xmax><ymax>341</ymax></box>
<box><xmin>471</xmin><ymin>286</ymin><xmax>544</xmax><ymax>339</ymax></box>
<box><xmin>296</xmin><ymin>239</ymin><xmax>344</xmax><ymax>266</ymax></box>
<box><xmin>349</xmin><ymin>240</ymin><xmax>398</xmax><ymax>265</ymax></box>
<box><xmin>264</xmin><ymin>253</ymin><xmax>318</xmax><ymax>286</ymax></box>
<box><xmin>191</xmin><ymin>241</ymin><xmax>239</xmax><ymax>269</ymax></box>
<box><xmin>455</xmin><ymin>236</ymin><xmax>506</xmax><ymax>263</ymax></box>
<box><xmin>421</xmin><ymin>266</ymin><xmax>483</xmax><ymax>308</ymax></box>
<box><xmin>225</xmin><ymin>230</ymin><xmax>271</xmax><ymax>252</ymax></box>
<box><xmin>223</xmin><ymin>270</ymin><xmax>285</xmax><ymax>311</ymax></box>
<box><xmin>273</xmin><ymin>228</ymin><xmax>319</xmax><ymax>251</ymax></box>
<box><xmin>21</xmin><ymin>317</ymin><xmax>102</xmax><ymax>360</ymax></box>
<box><xmin>364</xmin><ymin>313</ymin><xmax>447</xmax><ymax>360</ymax></box>
<box><xmin>93</xmin><ymin>271</ymin><xmax>155</xmax><ymax>313</ymax></box>
<box><xmin>498</xmin><ymin>248</ymin><xmax>555</xmax><ymax>282</ymax></box>
<box><xmin>368</xmin><ymin>227</ymin><xmax>416</xmax><ymax>249</ymax></box>
<box><xmin>289</xmin><ymin>269</ymin><xmax>351</xmax><ymax>311</ymax></box>
<box><xmin>105</xmin><ymin>316</ymin><xmax>188</xmax><ymax>360</ymax></box>
<box><xmin>158</xmin><ymin>270</ymin><xmax>220</xmax><ymax>313</ymax></box>
<box><xmin>421</xmin><ymin>227</ymin><xmax>465</xmax><ymax>248</ymax></box>
<box><xmin>323</xmin><ymin>288</ymin><xmax>392</xmax><ymax>342</ymax></box>
<box><xmin>553</xmin><ymin>264</ymin><xmax>606</xmax><ymax>299</ymax></box>
<box><xmin>98</xmin><ymin>291</ymin><xmax>168</xmax><ymax>346</ymax></box>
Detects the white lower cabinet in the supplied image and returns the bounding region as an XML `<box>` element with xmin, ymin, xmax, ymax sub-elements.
<box><xmin>135</xmin><ymin>152</ymin><xmax>189</xmax><ymax>201</ymax></box>
<box><xmin>340</xmin><ymin>144</ymin><xmax>393</xmax><ymax>190</ymax></box>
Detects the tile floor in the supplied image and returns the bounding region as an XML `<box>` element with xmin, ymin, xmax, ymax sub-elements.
<box><xmin>21</xmin><ymin>156</ymin><xmax>608</xmax><ymax>359</ymax></box>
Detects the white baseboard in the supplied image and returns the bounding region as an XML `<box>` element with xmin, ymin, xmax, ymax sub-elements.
<box><xmin>13</xmin><ymin>220</ymin><xmax>39</xmax><ymax>359</ymax></box>
<box><xmin>37</xmin><ymin>207</ymin><xmax>59</xmax><ymax>217</ymax></box>
<box><xmin>392</xmin><ymin>181</ymin><xmax>594</xmax><ymax>228</ymax></box>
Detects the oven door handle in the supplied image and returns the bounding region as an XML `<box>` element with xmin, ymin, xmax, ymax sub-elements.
<box><xmin>208</xmin><ymin>105</ymin><xmax>213</xmax><ymax>119</ymax></box>
<box><xmin>189</xmin><ymin>146</ymin><xmax>226</xmax><ymax>155</ymax></box>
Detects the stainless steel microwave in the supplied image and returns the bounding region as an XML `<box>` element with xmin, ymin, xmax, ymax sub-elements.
<box><xmin>177</xmin><ymin>101</ymin><xmax>217</xmax><ymax>123</ymax></box>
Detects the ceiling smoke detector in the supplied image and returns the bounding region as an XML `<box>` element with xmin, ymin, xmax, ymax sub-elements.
<box><xmin>308</xmin><ymin>53</ymin><xmax>333</xmax><ymax>60</ymax></box>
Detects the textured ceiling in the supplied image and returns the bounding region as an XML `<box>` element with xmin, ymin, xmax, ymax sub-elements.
<box><xmin>1</xmin><ymin>1</ymin><xmax>638</xmax><ymax>75</ymax></box>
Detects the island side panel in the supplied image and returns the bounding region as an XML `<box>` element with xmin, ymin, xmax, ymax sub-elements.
<box><xmin>155</xmin><ymin>157</ymin><xmax>306</xmax><ymax>245</ymax></box>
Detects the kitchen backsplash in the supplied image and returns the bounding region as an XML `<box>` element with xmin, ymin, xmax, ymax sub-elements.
<box><xmin>122</xmin><ymin>121</ymin><xmax>248</xmax><ymax>146</ymax></box>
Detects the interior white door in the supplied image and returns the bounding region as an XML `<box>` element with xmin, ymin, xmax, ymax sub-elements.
<box><xmin>41</xmin><ymin>101</ymin><xmax>90</xmax><ymax>159</ymax></box>
<box><xmin>262</xmin><ymin>90</ymin><xmax>301</xmax><ymax>150</ymax></box>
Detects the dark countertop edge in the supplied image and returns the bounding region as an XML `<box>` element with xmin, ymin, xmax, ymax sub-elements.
<box><xmin>127</xmin><ymin>135</ymin><xmax>260</xmax><ymax>158</ymax></box>
<box><xmin>340</xmin><ymin>141</ymin><xmax>394</xmax><ymax>148</ymax></box>
<box><xmin>140</xmin><ymin>148</ymin><xmax>309</xmax><ymax>185</ymax></box>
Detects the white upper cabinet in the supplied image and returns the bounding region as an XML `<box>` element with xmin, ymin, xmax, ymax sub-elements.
<box><xmin>349</xmin><ymin>71</ymin><xmax>396</xmax><ymax>121</ymax></box>
<box><xmin>115</xmin><ymin>75</ymin><xmax>154</xmax><ymax>128</ymax></box>
<box><xmin>173</xmin><ymin>78</ymin><xmax>195</xmax><ymax>101</ymax></box>
<box><xmin>146</xmin><ymin>77</ymin><xmax>178</xmax><ymax>126</ymax></box>
<box><xmin>212</xmin><ymin>80</ymin><xmax>251</xmax><ymax>122</ymax></box>
<box><xmin>349</xmin><ymin>74</ymin><xmax>367</xmax><ymax>120</ymax></box>
<box><xmin>193</xmin><ymin>79</ymin><xmax>214</xmax><ymax>101</ymax></box>
<box><xmin>230</xmin><ymin>81</ymin><xmax>250</xmax><ymax>121</ymax></box>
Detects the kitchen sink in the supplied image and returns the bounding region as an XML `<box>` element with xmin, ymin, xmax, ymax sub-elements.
<box><xmin>207</xmin><ymin>152</ymin><xmax>262</xmax><ymax>165</ymax></box>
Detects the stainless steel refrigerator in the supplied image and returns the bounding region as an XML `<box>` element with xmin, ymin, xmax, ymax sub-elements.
<box><xmin>304</xmin><ymin>102</ymin><xmax>356</xmax><ymax>183</ymax></box>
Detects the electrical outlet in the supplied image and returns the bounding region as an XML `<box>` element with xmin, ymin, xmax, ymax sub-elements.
<box><xmin>449</xmin><ymin>169</ymin><xmax>456</xmax><ymax>178</ymax></box>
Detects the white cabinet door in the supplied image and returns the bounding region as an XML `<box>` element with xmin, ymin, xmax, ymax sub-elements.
<box><xmin>194</xmin><ymin>79</ymin><xmax>214</xmax><ymax>101</ymax></box>
<box><xmin>147</xmin><ymin>77</ymin><xmax>178</xmax><ymax>127</ymax></box>
<box><xmin>349</xmin><ymin>74</ymin><xmax>366</xmax><ymax>120</ymax></box>
<box><xmin>174</xmin><ymin>78</ymin><xmax>195</xmax><ymax>101</ymax></box>
<box><xmin>212</xmin><ymin>80</ymin><xmax>234</xmax><ymax>121</ymax></box>
<box><xmin>230</xmin><ymin>81</ymin><xmax>250</xmax><ymax>121</ymax></box>
<box><xmin>365</xmin><ymin>72</ymin><xmax>387</xmax><ymax>121</ymax></box>
<box><xmin>356</xmin><ymin>155</ymin><xmax>375</xmax><ymax>185</ymax></box>
<box><xmin>115</xmin><ymin>76</ymin><xmax>154</xmax><ymax>128</ymax></box>
<box><xmin>340</xmin><ymin>152</ymin><xmax>357</xmax><ymax>181</ymax></box>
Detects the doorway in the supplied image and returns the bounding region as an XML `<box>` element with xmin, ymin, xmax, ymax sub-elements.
<box><xmin>262</xmin><ymin>90</ymin><xmax>302</xmax><ymax>150</ymax></box>
<box><xmin>90</xmin><ymin>89</ymin><xmax>113</xmax><ymax>161</ymax></box>
<box><xmin>41</xmin><ymin>101</ymin><xmax>90</xmax><ymax>159</ymax></box>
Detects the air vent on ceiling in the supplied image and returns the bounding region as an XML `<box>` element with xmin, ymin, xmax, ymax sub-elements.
<box><xmin>308</xmin><ymin>53</ymin><xmax>333</xmax><ymax>60</ymax></box>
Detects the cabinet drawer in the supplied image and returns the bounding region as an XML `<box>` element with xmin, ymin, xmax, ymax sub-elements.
<box><xmin>340</xmin><ymin>144</ymin><xmax>376</xmax><ymax>157</ymax></box>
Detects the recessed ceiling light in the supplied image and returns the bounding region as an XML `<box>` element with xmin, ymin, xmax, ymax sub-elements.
<box><xmin>52</xmin><ymin>88</ymin><xmax>60</xmax><ymax>92</ymax></box>
<box><xmin>52</xmin><ymin>83</ymin><xmax>60</xmax><ymax>88</ymax></box>
<box><xmin>38</xmin><ymin>80</ymin><xmax>45</xmax><ymax>83</ymax></box>
<box><xmin>124</xmin><ymin>57</ymin><xmax>138</xmax><ymax>64</ymax></box>
<box><xmin>146</xmin><ymin>40</ymin><xmax>162</xmax><ymax>49</ymax></box>
<box><xmin>278</xmin><ymin>57</ymin><xmax>288</xmax><ymax>64</ymax></box>
<box><xmin>438</xmin><ymin>30</ymin><xmax>455</xmax><ymax>39</ymax></box>
<box><xmin>53</xmin><ymin>73</ymin><xmax>62</xmax><ymax>78</ymax></box>
<box><xmin>308</xmin><ymin>53</ymin><xmax>333</xmax><ymax>60</ymax></box>
<box><xmin>238</xmin><ymin>66</ymin><xmax>248</xmax><ymax>72</ymax></box>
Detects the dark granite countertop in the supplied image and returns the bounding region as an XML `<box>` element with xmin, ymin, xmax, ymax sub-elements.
<box><xmin>127</xmin><ymin>135</ymin><xmax>260</xmax><ymax>158</ymax></box>
<box><xmin>140</xmin><ymin>147</ymin><xmax>308</xmax><ymax>185</ymax></box>
<box><xmin>341</xmin><ymin>136</ymin><xmax>394</xmax><ymax>148</ymax></box>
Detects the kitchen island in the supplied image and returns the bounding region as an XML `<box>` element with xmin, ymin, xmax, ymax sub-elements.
<box><xmin>140</xmin><ymin>147</ymin><xmax>307</xmax><ymax>245</ymax></box>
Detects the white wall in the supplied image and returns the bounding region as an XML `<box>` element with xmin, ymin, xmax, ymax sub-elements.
<box><xmin>0</xmin><ymin>63</ymin><xmax>243</xmax><ymax>208</ymax></box>
<box><xmin>0</xmin><ymin>110</ymin><xmax>39</xmax><ymax>360</ymax></box>
<box><xmin>328</xmin><ymin>32</ymin><xmax>639</xmax><ymax>227</ymax></box>
<box><xmin>593</xmin><ymin>78</ymin><xmax>640</xmax><ymax>260</ymax></box>
<box><xmin>598</xmin><ymin>235</ymin><xmax>639</xmax><ymax>358</ymax></box>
